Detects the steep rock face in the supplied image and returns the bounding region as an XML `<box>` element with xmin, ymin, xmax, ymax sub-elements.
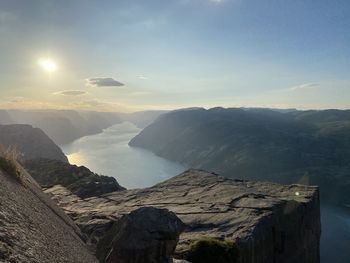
<box><xmin>45</xmin><ymin>169</ymin><xmax>321</xmax><ymax>263</ymax></box>
<box><xmin>97</xmin><ymin>207</ymin><xmax>185</xmax><ymax>263</ymax></box>
<box><xmin>0</xmin><ymin>124</ymin><xmax>68</xmax><ymax>162</ymax></box>
<box><xmin>0</xmin><ymin>162</ymin><xmax>97</xmax><ymax>262</ymax></box>
<box><xmin>24</xmin><ymin>158</ymin><xmax>125</xmax><ymax>198</ymax></box>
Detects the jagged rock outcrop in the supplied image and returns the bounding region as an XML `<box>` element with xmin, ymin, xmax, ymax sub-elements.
<box><xmin>0</xmin><ymin>124</ymin><xmax>68</xmax><ymax>162</ymax></box>
<box><xmin>45</xmin><ymin>169</ymin><xmax>321</xmax><ymax>263</ymax></box>
<box><xmin>0</xmin><ymin>160</ymin><xmax>97</xmax><ymax>262</ymax></box>
<box><xmin>24</xmin><ymin>158</ymin><xmax>125</xmax><ymax>198</ymax></box>
<box><xmin>96</xmin><ymin>207</ymin><xmax>185</xmax><ymax>263</ymax></box>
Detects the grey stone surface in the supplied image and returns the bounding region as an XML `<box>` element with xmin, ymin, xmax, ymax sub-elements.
<box><xmin>45</xmin><ymin>169</ymin><xmax>321</xmax><ymax>263</ymax></box>
<box><xmin>0</xmin><ymin>163</ymin><xmax>98</xmax><ymax>263</ymax></box>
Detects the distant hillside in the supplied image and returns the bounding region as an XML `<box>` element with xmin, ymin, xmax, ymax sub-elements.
<box><xmin>130</xmin><ymin>107</ymin><xmax>350</xmax><ymax>207</ymax></box>
<box><xmin>119</xmin><ymin>110</ymin><xmax>167</xmax><ymax>128</ymax></box>
<box><xmin>0</xmin><ymin>124</ymin><xmax>68</xmax><ymax>162</ymax></box>
<box><xmin>7</xmin><ymin>109</ymin><xmax>122</xmax><ymax>145</ymax></box>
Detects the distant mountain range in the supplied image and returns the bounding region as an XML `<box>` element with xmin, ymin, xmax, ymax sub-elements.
<box><xmin>130</xmin><ymin>107</ymin><xmax>350</xmax><ymax>207</ymax></box>
<box><xmin>0</xmin><ymin>109</ymin><xmax>166</xmax><ymax>145</ymax></box>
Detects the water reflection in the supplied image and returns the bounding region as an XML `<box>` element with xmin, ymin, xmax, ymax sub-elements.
<box><xmin>62</xmin><ymin>122</ymin><xmax>186</xmax><ymax>189</ymax></box>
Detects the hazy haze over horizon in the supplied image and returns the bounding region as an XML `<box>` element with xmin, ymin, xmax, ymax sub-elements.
<box><xmin>1</xmin><ymin>0</ymin><xmax>349</xmax><ymax>111</ymax></box>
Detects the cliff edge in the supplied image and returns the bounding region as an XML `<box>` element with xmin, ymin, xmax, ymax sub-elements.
<box><xmin>46</xmin><ymin>169</ymin><xmax>321</xmax><ymax>263</ymax></box>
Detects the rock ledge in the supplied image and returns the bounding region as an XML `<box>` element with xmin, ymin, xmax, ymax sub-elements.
<box><xmin>46</xmin><ymin>169</ymin><xmax>321</xmax><ymax>263</ymax></box>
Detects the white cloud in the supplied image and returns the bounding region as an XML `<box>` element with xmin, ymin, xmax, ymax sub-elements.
<box><xmin>138</xmin><ymin>75</ymin><xmax>148</xmax><ymax>80</ymax></box>
<box><xmin>287</xmin><ymin>83</ymin><xmax>319</xmax><ymax>91</ymax></box>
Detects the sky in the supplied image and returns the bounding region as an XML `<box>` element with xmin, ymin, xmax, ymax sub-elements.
<box><xmin>0</xmin><ymin>0</ymin><xmax>349</xmax><ymax>112</ymax></box>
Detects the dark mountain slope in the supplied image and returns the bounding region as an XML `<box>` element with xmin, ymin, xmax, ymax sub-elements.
<box><xmin>130</xmin><ymin>107</ymin><xmax>350</xmax><ymax>207</ymax></box>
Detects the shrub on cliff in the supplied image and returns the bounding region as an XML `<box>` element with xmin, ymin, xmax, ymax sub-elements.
<box><xmin>0</xmin><ymin>145</ymin><xmax>23</xmax><ymax>183</ymax></box>
<box><xmin>187</xmin><ymin>238</ymin><xmax>239</xmax><ymax>263</ymax></box>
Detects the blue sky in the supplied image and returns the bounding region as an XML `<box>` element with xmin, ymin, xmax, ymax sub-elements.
<box><xmin>0</xmin><ymin>0</ymin><xmax>349</xmax><ymax>111</ymax></box>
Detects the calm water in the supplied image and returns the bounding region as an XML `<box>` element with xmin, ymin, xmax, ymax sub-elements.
<box><xmin>62</xmin><ymin>122</ymin><xmax>350</xmax><ymax>262</ymax></box>
<box><xmin>62</xmin><ymin>122</ymin><xmax>186</xmax><ymax>189</ymax></box>
<box><xmin>320</xmin><ymin>206</ymin><xmax>350</xmax><ymax>263</ymax></box>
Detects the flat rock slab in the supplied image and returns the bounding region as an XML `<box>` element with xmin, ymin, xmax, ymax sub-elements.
<box><xmin>45</xmin><ymin>169</ymin><xmax>321</xmax><ymax>263</ymax></box>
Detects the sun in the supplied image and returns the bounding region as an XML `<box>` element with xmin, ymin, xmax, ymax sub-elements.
<box><xmin>38</xmin><ymin>58</ymin><xmax>57</xmax><ymax>73</ymax></box>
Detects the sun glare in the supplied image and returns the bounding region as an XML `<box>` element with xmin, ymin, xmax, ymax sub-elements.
<box><xmin>38</xmin><ymin>58</ymin><xmax>57</xmax><ymax>73</ymax></box>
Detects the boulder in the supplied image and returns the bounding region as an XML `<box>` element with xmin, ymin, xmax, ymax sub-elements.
<box><xmin>97</xmin><ymin>207</ymin><xmax>185</xmax><ymax>263</ymax></box>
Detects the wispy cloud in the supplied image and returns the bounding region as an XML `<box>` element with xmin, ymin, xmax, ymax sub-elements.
<box><xmin>138</xmin><ymin>75</ymin><xmax>148</xmax><ymax>80</ymax></box>
<box><xmin>54</xmin><ymin>90</ymin><xmax>87</xmax><ymax>96</ymax></box>
<box><xmin>86</xmin><ymin>77</ymin><xmax>124</xmax><ymax>88</ymax></box>
<box><xmin>287</xmin><ymin>83</ymin><xmax>319</xmax><ymax>91</ymax></box>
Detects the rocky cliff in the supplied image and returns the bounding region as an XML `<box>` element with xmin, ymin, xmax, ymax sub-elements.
<box><xmin>0</xmin><ymin>124</ymin><xmax>68</xmax><ymax>162</ymax></box>
<box><xmin>0</xmin><ymin>159</ymin><xmax>97</xmax><ymax>262</ymax></box>
<box><xmin>24</xmin><ymin>158</ymin><xmax>125</xmax><ymax>198</ymax></box>
<box><xmin>45</xmin><ymin>169</ymin><xmax>321</xmax><ymax>263</ymax></box>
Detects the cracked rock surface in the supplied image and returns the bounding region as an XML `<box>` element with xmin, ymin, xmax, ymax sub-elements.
<box><xmin>45</xmin><ymin>169</ymin><xmax>321</xmax><ymax>263</ymax></box>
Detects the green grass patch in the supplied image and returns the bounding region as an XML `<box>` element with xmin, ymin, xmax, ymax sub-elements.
<box><xmin>187</xmin><ymin>238</ymin><xmax>239</xmax><ymax>263</ymax></box>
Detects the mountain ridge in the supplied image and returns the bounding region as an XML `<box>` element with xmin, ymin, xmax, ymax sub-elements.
<box><xmin>129</xmin><ymin>107</ymin><xmax>350</xmax><ymax>207</ymax></box>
